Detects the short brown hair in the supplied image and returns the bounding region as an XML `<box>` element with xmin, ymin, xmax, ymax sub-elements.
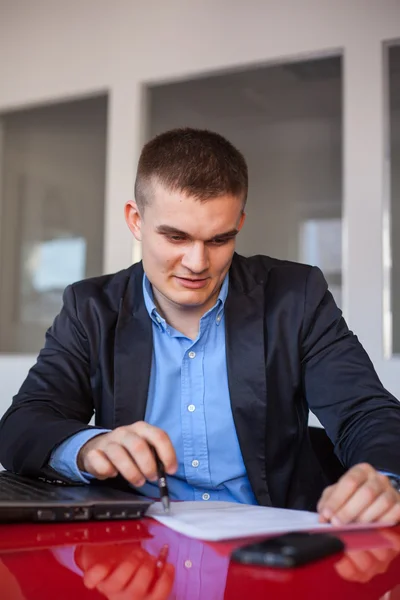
<box><xmin>134</xmin><ymin>128</ymin><xmax>248</xmax><ymax>212</ymax></box>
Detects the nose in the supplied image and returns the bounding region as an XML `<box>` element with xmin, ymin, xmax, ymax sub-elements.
<box><xmin>181</xmin><ymin>241</ymin><xmax>209</xmax><ymax>274</ymax></box>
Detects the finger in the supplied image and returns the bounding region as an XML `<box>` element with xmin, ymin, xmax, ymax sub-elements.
<box><xmin>103</xmin><ymin>442</ymin><xmax>146</xmax><ymax>487</ymax></box>
<box><xmin>317</xmin><ymin>486</ymin><xmax>335</xmax><ymax>521</ymax></box>
<box><xmin>124</xmin><ymin>556</ymin><xmax>156</xmax><ymax>597</ymax></box>
<box><xmin>345</xmin><ymin>548</ymin><xmax>395</xmax><ymax>580</ymax></box>
<box><xmin>337</xmin><ymin>552</ymin><xmax>375</xmax><ymax>583</ymax></box>
<box><xmin>85</xmin><ymin>449</ymin><xmax>118</xmax><ymax>479</ymax></box>
<box><xmin>317</xmin><ymin>485</ymin><xmax>334</xmax><ymax>512</ymax></box>
<box><xmin>345</xmin><ymin>549</ymin><xmax>379</xmax><ymax>574</ymax></box>
<box><xmin>119</xmin><ymin>431</ymin><xmax>160</xmax><ymax>482</ymax></box>
<box><xmin>319</xmin><ymin>464</ymin><xmax>373</xmax><ymax>520</ymax></box>
<box><xmin>376</xmin><ymin>502</ymin><xmax>400</xmax><ymax>525</ymax></box>
<box><xmin>149</xmin><ymin>563</ymin><xmax>175</xmax><ymax>600</ymax></box>
<box><xmin>332</xmin><ymin>477</ymin><xmax>386</xmax><ymax>524</ymax></box>
<box><xmin>367</xmin><ymin>546</ymin><xmax>397</xmax><ymax>564</ymax></box>
<box><xmin>129</xmin><ymin>422</ymin><xmax>178</xmax><ymax>474</ymax></box>
<box><xmin>356</xmin><ymin>489</ymin><xmax>400</xmax><ymax>523</ymax></box>
<box><xmin>334</xmin><ymin>555</ymin><xmax>364</xmax><ymax>582</ymax></box>
<box><xmin>97</xmin><ymin>550</ymin><xmax>146</xmax><ymax>595</ymax></box>
<box><xmin>379</xmin><ymin>528</ymin><xmax>400</xmax><ymax>551</ymax></box>
<box><xmin>83</xmin><ymin>563</ymin><xmax>112</xmax><ymax>589</ymax></box>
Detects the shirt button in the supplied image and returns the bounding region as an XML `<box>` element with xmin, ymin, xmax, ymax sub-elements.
<box><xmin>202</xmin><ymin>493</ymin><xmax>210</xmax><ymax>501</ymax></box>
<box><xmin>191</xmin><ymin>459</ymin><xmax>199</xmax><ymax>468</ymax></box>
<box><xmin>188</xmin><ymin>351</ymin><xmax>196</xmax><ymax>359</ymax></box>
<box><xmin>187</xmin><ymin>404</ymin><xmax>196</xmax><ymax>412</ymax></box>
<box><xmin>156</xmin><ymin>316</ymin><xmax>161</xmax><ymax>323</ymax></box>
<box><xmin>216</xmin><ymin>315</ymin><xmax>222</xmax><ymax>323</ymax></box>
<box><xmin>184</xmin><ymin>560</ymin><xmax>192</xmax><ymax>569</ymax></box>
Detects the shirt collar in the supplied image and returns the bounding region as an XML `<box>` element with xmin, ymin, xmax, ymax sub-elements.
<box><xmin>142</xmin><ymin>272</ymin><xmax>229</xmax><ymax>331</ymax></box>
<box><xmin>142</xmin><ymin>274</ymin><xmax>166</xmax><ymax>330</ymax></box>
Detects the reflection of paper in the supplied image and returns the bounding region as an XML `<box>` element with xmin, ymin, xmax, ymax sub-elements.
<box><xmin>146</xmin><ymin>501</ymin><xmax>383</xmax><ymax>541</ymax></box>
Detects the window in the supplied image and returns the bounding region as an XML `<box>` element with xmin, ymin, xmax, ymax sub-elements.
<box><xmin>0</xmin><ymin>96</ymin><xmax>107</xmax><ymax>352</ymax></box>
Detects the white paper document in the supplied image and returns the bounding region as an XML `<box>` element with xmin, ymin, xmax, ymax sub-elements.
<box><xmin>146</xmin><ymin>501</ymin><xmax>383</xmax><ymax>541</ymax></box>
<box><xmin>146</xmin><ymin>501</ymin><xmax>329</xmax><ymax>541</ymax></box>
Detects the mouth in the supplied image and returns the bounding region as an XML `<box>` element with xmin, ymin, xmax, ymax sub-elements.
<box><xmin>174</xmin><ymin>276</ymin><xmax>209</xmax><ymax>289</ymax></box>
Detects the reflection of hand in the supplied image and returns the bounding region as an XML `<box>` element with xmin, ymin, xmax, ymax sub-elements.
<box><xmin>75</xmin><ymin>543</ymin><xmax>174</xmax><ymax>600</ymax></box>
<box><xmin>318</xmin><ymin>464</ymin><xmax>400</xmax><ymax>525</ymax></box>
<box><xmin>334</xmin><ymin>529</ymin><xmax>400</xmax><ymax>583</ymax></box>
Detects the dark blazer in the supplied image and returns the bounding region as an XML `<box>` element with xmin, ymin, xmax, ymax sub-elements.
<box><xmin>1</xmin><ymin>254</ymin><xmax>399</xmax><ymax>511</ymax></box>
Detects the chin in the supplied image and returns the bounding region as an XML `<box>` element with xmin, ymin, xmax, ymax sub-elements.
<box><xmin>168</xmin><ymin>289</ymin><xmax>209</xmax><ymax>307</ymax></box>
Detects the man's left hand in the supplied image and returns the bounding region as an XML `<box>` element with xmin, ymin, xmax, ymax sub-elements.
<box><xmin>317</xmin><ymin>463</ymin><xmax>400</xmax><ymax>525</ymax></box>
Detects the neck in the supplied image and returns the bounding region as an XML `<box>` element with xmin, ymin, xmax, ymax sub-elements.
<box><xmin>152</xmin><ymin>289</ymin><xmax>220</xmax><ymax>340</ymax></box>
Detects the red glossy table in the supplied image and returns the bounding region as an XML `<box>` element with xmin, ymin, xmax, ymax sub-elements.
<box><xmin>0</xmin><ymin>518</ymin><xmax>400</xmax><ymax>599</ymax></box>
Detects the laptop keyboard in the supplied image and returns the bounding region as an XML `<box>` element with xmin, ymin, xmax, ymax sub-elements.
<box><xmin>0</xmin><ymin>474</ymin><xmax>58</xmax><ymax>501</ymax></box>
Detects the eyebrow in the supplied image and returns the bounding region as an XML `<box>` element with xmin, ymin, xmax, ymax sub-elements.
<box><xmin>156</xmin><ymin>225</ymin><xmax>239</xmax><ymax>242</ymax></box>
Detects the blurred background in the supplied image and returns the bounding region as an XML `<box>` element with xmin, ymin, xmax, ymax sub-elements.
<box><xmin>0</xmin><ymin>0</ymin><xmax>399</xmax><ymax>426</ymax></box>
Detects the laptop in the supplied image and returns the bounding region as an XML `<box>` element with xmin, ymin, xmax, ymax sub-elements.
<box><xmin>0</xmin><ymin>471</ymin><xmax>153</xmax><ymax>524</ymax></box>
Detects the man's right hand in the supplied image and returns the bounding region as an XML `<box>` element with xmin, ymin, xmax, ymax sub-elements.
<box><xmin>77</xmin><ymin>422</ymin><xmax>177</xmax><ymax>487</ymax></box>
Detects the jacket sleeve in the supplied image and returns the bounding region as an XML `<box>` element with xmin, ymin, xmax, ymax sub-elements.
<box><xmin>301</xmin><ymin>266</ymin><xmax>400</xmax><ymax>473</ymax></box>
<box><xmin>0</xmin><ymin>284</ymin><xmax>104</xmax><ymax>479</ymax></box>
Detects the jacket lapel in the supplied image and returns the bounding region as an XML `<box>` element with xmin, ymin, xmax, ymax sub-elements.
<box><xmin>225</xmin><ymin>256</ymin><xmax>271</xmax><ymax>506</ymax></box>
<box><xmin>113</xmin><ymin>263</ymin><xmax>153</xmax><ymax>427</ymax></box>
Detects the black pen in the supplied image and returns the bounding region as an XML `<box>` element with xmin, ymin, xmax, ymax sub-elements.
<box><xmin>153</xmin><ymin>449</ymin><xmax>170</xmax><ymax>513</ymax></box>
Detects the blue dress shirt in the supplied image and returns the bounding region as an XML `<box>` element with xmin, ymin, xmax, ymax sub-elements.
<box><xmin>50</xmin><ymin>273</ymin><xmax>257</xmax><ymax>505</ymax></box>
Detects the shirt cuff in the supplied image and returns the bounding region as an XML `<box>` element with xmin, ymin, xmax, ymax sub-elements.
<box><xmin>378</xmin><ymin>471</ymin><xmax>400</xmax><ymax>491</ymax></box>
<box><xmin>378</xmin><ymin>471</ymin><xmax>400</xmax><ymax>479</ymax></box>
<box><xmin>49</xmin><ymin>429</ymin><xmax>110</xmax><ymax>483</ymax></box>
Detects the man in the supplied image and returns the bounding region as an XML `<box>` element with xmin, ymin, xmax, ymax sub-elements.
<box><xmin>1</xmin><ymin>128</ymin><xmax>400</xmax><ymax>525</ymax></box>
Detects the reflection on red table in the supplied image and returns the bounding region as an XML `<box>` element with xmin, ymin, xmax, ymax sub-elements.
<box><xmin>0</xmin><ymin>518</ymin><xmax>400</xmax><ymax>599</ymax></box>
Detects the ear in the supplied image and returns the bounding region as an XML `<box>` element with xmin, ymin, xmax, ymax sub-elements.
<box><xmin>125</xmin><ymin>200</ymin><xmax>142</xmax><ymax>241</ymax></box>
<box><xmin>237</xmin><ymin>211</ymin><xmax>246</xmax><ymax>231</ymax></box>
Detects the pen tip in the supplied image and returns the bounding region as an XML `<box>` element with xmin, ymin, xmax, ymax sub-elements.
<box><xmin>161</xmin><ymin>497</ymin><xmax>170</xmax><ymax>513</ymax></box>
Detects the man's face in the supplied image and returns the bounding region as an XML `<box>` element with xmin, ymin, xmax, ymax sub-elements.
<box><xmin>125</xmin><ymin>183</ymin><xmax>245</xmax><ymax>314</ymax></box>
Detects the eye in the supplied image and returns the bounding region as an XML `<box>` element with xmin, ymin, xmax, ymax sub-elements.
<box><xmin>168</xmin><ymin>235</ymin><xmax>186</xmax><ymax>242</ymax></box>
<box><xmin>210</xmin><ymin>238</ymin><xmax>229</xmax><ymax>246</ymax></box>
